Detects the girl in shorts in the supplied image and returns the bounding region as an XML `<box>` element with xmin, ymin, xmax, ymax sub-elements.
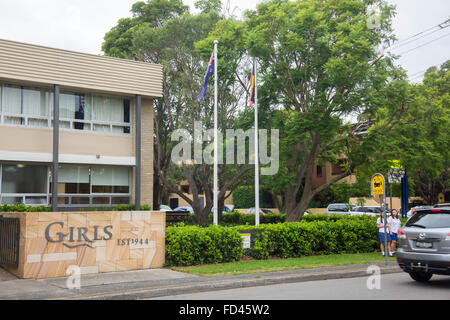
<box><xmin>376</xmin><ymin>211</ymin><xmax>392</xmax><ymax>256</ymax></box>
<box><xmin>388</xmin><ymin>209</ymin><xmax>402</xmax><ymax>256</ymax></box>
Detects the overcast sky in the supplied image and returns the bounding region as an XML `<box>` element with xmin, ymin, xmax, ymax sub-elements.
<box><xmin>0</xmin><ymin>0</ymin><xmax>448</xmax><ymax>82</ymax></box>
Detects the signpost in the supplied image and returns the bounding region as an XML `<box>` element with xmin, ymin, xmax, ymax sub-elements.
<box><xmin>388</xmin><ymin>161</ymin><xmax>405</xmax><ymax>212</ymax></box>
<box><xmin>371</xmin><ymin>173</ymin><xmax>388</xmax><ymax>266</ymax></box>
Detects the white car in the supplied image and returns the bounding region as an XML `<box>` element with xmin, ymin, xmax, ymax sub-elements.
<box><xmin>159</xmin><ymin>204</ymin><xmax>172</xmax><ymax>212</ymax></box>
<box><xmin>326</xmin><ymin>203</ymin><xmax>354</xmax><ymax>215</ymax></box>
<box><xmin>174</xmin><ymin>206</ymin><xmax>194</xmax><ymax>214</ymax></box>
<box><xmin>349</xmin><ymin>206</ymin><xmax>383</xmax><ymax>217</ymax></box>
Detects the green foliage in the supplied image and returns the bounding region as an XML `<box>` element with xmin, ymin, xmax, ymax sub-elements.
<box><xmin>313</xmin><ymin>181</ymin><xmax>371</xmax><ymax>207</ymax></box>
<box><xmin>0</xmin><ymin>203</ymin><xmax>51</xmax><ymax>212</ymax></box>
<box><xmin>166</xmin><ymin>215</ymin><xmax>380</xmax><ymax>265</ymax></box>
<box><xmin>221</xmin><ymin>211</ymin><xmax>285</xmax><ymax>225</ymax></box>
<box><xmin>246</xmin><ymin>218</ymin><xmax>379</xmax><ymax>259</ymax></box>
<box><xmin>112</xmin><ymin>204</ymin><xmax>151</xmax><ymax>211</ymax></box>
<box><xmin>232</xmin><ymin>186</ymin><xmax>274</xmax><ymax>209</ymax></box>
<box><xmin>165</xmin><ymin>224</ymin><xmax>244</xmax><ymax>266</ymax></box>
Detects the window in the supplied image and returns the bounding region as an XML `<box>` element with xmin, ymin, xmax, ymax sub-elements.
<box><xmin>91</xmin><ymin>166</ymin><xmax>130</xmax><ymax>194</ymax></box>
<box><xmin>57</xmin><ymin>165</ymin><xmax>90</xmax><ymax>194</ymax></box>
<box><xmin>405</xmin><ymin>211</ymin><xmax>450</xmax><ymax>228</ymax></box>
<box><xmin>1</xmin><ymin>84</ymin><xmax>51</xmax><ymax>127</ymax></box>
<box><xmin>181</xmin><ymin>185</ymin><xmax>190</xmax><ymax>194</ymax></box>
<box><xmin>1</xmin><ymin>164</ymin><xmax>47</xmax><ymax>194</ymax></box>
<box><xmin>316</xmin><ymin>165</ymin><xmax>322</xmax><ymax>177</ymax></box>
<box><xmin>332</xmin><ymin>159</ymin><xmax>346</xmax><ymax>175</ymax></box>
<box><xmin>1</xmin><ymin>82</ymin><xmax>132</xmax><ymax>135</ymax></box>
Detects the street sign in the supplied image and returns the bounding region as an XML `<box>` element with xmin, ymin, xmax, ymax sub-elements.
<box><xmin>371</xmin><ymin>174</ymin><xmax>384</xmax><ymax>195</ymax></box>
<box><xmin>388</xmin><ymin>168</ymin><xmax>405</xmax><ymax>184</ymax></box>
<box><xmin>389</xmin><ymin>160</ymin><xmax>402</xmax><ymax>169</ymax></box>
<box><xmin>439</xmin><ymin>193</ymin><xmax>445</xmax><ymax>203</ymax></box>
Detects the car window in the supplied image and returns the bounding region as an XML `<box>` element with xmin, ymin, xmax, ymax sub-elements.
<box><xmin>329</xmin><ymin>205</ymin><xmax>347</xmax><ymax>212</ymax></box>
<box><xmin>405</xmin><ymin>211</ymin><xmax>450</xmax><ymax>228</ymax></box>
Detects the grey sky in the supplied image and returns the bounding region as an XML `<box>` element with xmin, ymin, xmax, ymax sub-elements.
<box><xmin>0</xmin><ymin>0</ymin><xmax>448</xmax><ymax>82</ymax></box>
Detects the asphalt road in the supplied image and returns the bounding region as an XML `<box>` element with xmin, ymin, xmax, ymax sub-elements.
<box><xmin>149</xmin><ymin>272</ymin><xmax>450</xmax><ymax>300</ymax></box>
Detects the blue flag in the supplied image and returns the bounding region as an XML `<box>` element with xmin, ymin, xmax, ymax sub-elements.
<box><xmin>198</xmin><ymin>51</ymin><xmax>215</xmax><ymax>102</ymax></box>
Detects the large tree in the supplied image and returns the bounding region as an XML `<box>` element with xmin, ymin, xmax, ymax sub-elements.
<box><xmin>103</xmin><ymin>1</ymin><xmax>254</xmax><ymax>223</ymax></box>
<box><xmin>363</xmin><ymin>61</ymin><xmax>450</xmax><ymax>204</ymax></box>
<box><xmin>243</xmin><ymin>0</ymin><xmax>408</xmax><ymax>221</ymax></box>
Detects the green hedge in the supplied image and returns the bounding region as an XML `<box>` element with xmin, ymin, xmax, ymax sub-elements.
<box><xmin>165</xmin><ymin>216</ymin><xmax>380</xmax><ymax>266</ymax></box>
<box><xmin>240</xmin><ymin>219</ymin><xmax>379</xmax><ymax>260</ymax></box>
<box><xmin>0</xmin><ymin>203</ymin><xmax>51</xmax><ymax>212</ymax></box>
<box><xmin>165</xmin><ymin>224</ymin><xmax>244</xmax><ymax>266</ymax></box>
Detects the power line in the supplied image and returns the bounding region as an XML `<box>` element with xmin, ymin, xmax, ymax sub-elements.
<box><xmin>389</xmin><ymin>27</ymin><xmax>447</xmax><ymax>50</ymax></box>
<box><xmin>397</xmin><ymin>32</ymin><xmax>450</xmax><ymax>56</ymax></box>
<box><xmin>387</xmin><ymin>17</ymin><xmax>450</xmax><ymax>50</ymax></box>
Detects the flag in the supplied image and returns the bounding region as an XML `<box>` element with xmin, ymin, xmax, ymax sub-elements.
<box><xmin>198</xmin><ymin>51</ymin><xmax>215</xmax><ymax>102</ymax></box>
<box><xmin>249</xmin><ymin>62</ymin><xmax>255</xmax><ymax>107</ymax></box>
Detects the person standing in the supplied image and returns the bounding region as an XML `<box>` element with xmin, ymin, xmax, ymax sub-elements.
<box><xmin>376</xmin><ymin>211</ymin><xmax>392</xmax><ymax>256</ymax></box>
<box><xmin>388</xmin><ymin>209</ymin><xmax>402</xmax><ymax>256</ymax></box>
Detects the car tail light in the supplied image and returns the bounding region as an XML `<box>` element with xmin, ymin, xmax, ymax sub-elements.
<box><xmin>398</xmin><ymin>230</ymin><xmax>406</xmax><ymax>239</ymax></box>
<box><xmin>431</xmin><ymin>209</ymin><xmax>441</xmax><ymax>212</ymax></box>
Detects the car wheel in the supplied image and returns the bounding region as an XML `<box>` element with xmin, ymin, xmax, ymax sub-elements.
<box><xmin>409</xmin><ymin>271</ymin><xmax>433</xmax><ymax>282</ymax></box>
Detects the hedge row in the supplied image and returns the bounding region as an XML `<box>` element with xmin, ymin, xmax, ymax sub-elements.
<box><xmin>165</xmin><ymin>217</ymin><xmax>380</xmax><ymax>266</ymax></box>
<box><xmin>0</xmin><ymin>203</ymin><xmax>151</xmax><ymax>212</ymax></box>
<box><xmin>165</xmin><ymin>225</ymin><xmax>244</xmax><ymax>266</ymax></box>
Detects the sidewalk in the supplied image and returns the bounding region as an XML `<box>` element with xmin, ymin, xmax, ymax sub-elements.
<box><xmin>0</xmin><ymin>262</ymin><xmax>402</xmax><ymax>300</ymax></box>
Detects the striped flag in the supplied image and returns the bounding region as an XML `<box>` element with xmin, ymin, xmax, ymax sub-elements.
<box><xmin>249</xmin><ymin>62</ymin><xmax>255</xmax><ymax>107</ymax></box>
<box><xmin>198</xmin><ymin>51</ymin><xmax>215</xmax><ymax>102</ymax></box>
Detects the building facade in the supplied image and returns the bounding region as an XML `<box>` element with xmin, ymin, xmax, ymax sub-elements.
<box><xmin>0</xmin><ymin>39</ymin><xmax>162</xmax><ymax>210</ymax></box>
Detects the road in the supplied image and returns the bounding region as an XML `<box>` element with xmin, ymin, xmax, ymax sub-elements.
<box><xmin>149</xmin><ymin>272</ymin><xmax>450</xmax><ymax>300</ymax></box>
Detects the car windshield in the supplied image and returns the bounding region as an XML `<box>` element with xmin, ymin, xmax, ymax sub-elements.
<box><xmin>329</xmin><ymin>205</ymin><xmax>348</xmax><ymax>212</ymax></box>
<box><xmin>405</xmin><ymin>211</ymin><xmax>450</xmax><ymax>228</ymax></box>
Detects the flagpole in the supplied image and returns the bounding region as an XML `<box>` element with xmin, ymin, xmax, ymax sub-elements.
<box><xmin>213</xmin><ymin>40</ymin><xmax>219</xmax><ymax>226</ymax></box>
<box><xmin>254</xmin><ymin>57</ymin><xmax>260</xmax><ymax>226</ymax></box>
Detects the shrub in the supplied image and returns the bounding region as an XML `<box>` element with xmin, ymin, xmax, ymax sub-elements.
<box><xmin>112</xmin><ymin>204</ymin><xmax>151</xmax><ymax>211</ymax></box>
<box><xmin>248</xmin><ymin>218</ymin><xmax>379</xmax><ymax>259</ymax></box>
<box><xmin>0</xmin><ymin>203</ymin><xmax>50</xmax><ymax>212</ymax></box>
<box><xmin>165</xmin><ymin>224</ymin><xmax>244</xmax><ymax>266</ymax></box>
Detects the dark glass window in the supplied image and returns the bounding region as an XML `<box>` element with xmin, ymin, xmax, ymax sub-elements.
<box><xmin>74</xmin><ymin>94</ymin><xmax>85</xmax><ymax>130</ymax></box>
<box><xmin>1</xmin><ymin>164</ymin><xmax>47</xmax><ymax>194</ymax></box>
<box><xmin>317</xmin><ymin>165</ymin><xmax>322</xmax><ymax>177</ymax></box>
<box><xmin>123</xmin><ymin>99</ymin><xmax>130</xmax><ymax>134</ymax></box>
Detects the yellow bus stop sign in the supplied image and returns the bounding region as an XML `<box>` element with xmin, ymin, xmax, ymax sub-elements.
<box><xmin>371</xmin><ymin>174</ymin><xmax>384</xmax><ymax>195</ymax></box>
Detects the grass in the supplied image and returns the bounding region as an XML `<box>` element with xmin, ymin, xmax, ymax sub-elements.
<box><xmin>171</xmin><ymin>252</ymin><xmax>397</xmax><ymax>277</ymax></box>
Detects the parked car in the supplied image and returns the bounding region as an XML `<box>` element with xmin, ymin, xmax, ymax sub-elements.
<box><xmin>210</xmin><ymin>206</ymin><xmax>234</xmax><ymax>214</ymax></box>
<box><xmin>174</xmin><ymin>206</ymin><xmax>194</xmax><ymax>214</ymax></box>
<box><xmin>396</xmin><ymin>207</ymin><xmax>450</xmax><ymax>282</ymax></box>
<box><xmin>326</xmin><ymin>203</ymin><xmax>355</xmax><ymax>215</ymax></box>
<box><xmin>244</xmin><ymin>208</ymin><xmax>275</xmax><ymax>215</ymax></box>
<box><xmin>348</xmin><ymin>206</ymin><xmax>383</xmax><ymax>216</ymax></box>
<box><xmin>407</xmin><ymin>205</ymin><xmax>433</xmax><ymax>218</ymax></box>
<box><xmin>434</xmin><ymin>203</ymin><xmax>450</xmax><ymax>208</ymax></box>
<box><xmin>225</xmin><ymin>204</ymin><xmax>235</xmax><ymax>212</ymax></box>
<box><xmin>159</xmin><ymin>204</ymin><xmax>172</xmax><ymax>212</ymax></box>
